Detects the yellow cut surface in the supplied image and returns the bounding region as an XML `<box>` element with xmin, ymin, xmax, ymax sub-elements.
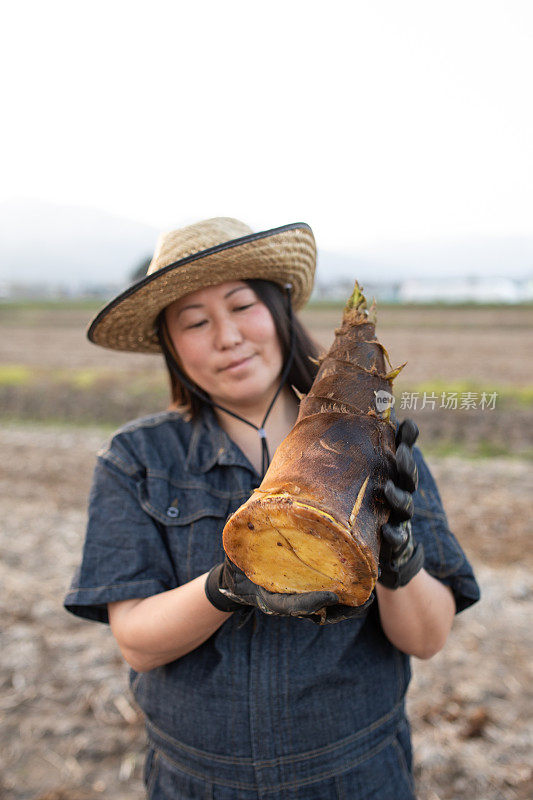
<box><xmin>223</xmin><ymin>494</ymin><xmax>377</xmax><ymax>606</ymax></box>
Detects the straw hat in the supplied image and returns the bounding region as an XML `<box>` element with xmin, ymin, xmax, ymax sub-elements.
<box><xmin>88</xmin><ymin>218</ymin><xmax>316</xmax><ymax>353</ymax></box>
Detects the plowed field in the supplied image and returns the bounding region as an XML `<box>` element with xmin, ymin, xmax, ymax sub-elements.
<box><xmin>1</xmin><ymin>303</ymin><xmax>531</xmax><ymax>799</ymax></box>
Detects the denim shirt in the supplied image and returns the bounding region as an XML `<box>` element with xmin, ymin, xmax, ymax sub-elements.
<box><xmin>64</xmin><ymin>408</ymin><xmax>479</xmax><ymax>791</ymax></box>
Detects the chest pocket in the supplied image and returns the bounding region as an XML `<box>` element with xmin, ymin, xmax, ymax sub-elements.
<box><xmin>137</xmin><ymin>473</ymin><xmax>247</xmax><ymax>585</ymax></box>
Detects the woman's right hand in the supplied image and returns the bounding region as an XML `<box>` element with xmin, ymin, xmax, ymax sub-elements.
<box><xmin>205</xmin><ymin>557</ymin><xmax>373</xmax><ymax>623</ymax></box>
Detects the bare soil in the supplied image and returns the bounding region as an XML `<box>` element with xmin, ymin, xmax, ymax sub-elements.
<box><xmin>2</xmin><ymin>305</ymin><xmax>532</xmax><ymax>456</ymax></box>
<box><xmin>1</xmin><ymin>424</ymin><xmax>531</xmax><ymax>800</ymax></box>
<box><xmin>2</xmin><ymin>305</ymin><xmax>532</xmax><ymax>388</ymax></box>
<box><xmin>1</xmin><ymin>303</ymin><xmax>531</xmax><ymax>798</ymax></box>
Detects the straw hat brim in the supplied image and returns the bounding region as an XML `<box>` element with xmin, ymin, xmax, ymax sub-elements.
<box><xmin>88</xmin><ymin>222</ymin><xmax>316</xmax><ymax>353</ymax></box>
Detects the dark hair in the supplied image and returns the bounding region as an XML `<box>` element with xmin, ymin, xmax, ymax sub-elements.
<box><xmin>162</xmin><ymin>279</ymin><xmax>320</xmax><ymax>420</ymax></box>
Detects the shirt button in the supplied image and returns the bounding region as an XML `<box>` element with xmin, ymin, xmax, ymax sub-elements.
<box><xmin>166</xmin><ymin>506</ymin><xmax>179</xmax><ymax>518</ymax></box>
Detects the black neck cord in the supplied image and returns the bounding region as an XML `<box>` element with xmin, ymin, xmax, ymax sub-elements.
<box><xmin>157</xmin><ymin>283</ymin><xmax>296</xmax><ymax>479</ymax></box>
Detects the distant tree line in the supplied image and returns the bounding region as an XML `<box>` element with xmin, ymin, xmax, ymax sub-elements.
<box><xmin>130</xmin><ymin>256</ymin><xmax>152</xmax><ymax>283</ymax></box>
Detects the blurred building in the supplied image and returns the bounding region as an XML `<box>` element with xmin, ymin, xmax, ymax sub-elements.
<box><xmin>311</xmin><ymin>276</ymin><xmax>532</xmax><ymax>304</ymax></box>
<box><xmin>397</xmin><ymin>276</ymin><xmax>530</xmax><ymax>304</ymax></box>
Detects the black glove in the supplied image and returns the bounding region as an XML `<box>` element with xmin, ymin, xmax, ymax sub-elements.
<box><xmin>379</xmin><ymin>419</ymin><xmax>425</xmax><ymax>589</ymax></box>
<box><xmin>205</xmin><ymin>557</ymin><xmax>373</xmax><ymax>624</ymax></box>
<box><xmin>306</xmin><ymin>594</ymin><xmax>374</xmax><ymax>624</ymax></box>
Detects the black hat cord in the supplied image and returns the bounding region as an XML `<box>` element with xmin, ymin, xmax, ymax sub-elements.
<box><xmin>157</xmin><ymin>283</ymin><xmax>296</xmax><ymax>480</ymax></box>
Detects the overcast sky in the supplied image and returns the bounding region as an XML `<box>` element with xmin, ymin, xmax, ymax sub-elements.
<box><xmin>2</xmin><ymin>0</ymin><xmax>532</xmax><ymax>259</ymax></box>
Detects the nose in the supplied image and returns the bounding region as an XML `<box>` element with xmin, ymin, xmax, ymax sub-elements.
<box><xmin>214</xmin><ymin>314</ymin><xmax>244</xmax><ymax>350</ymax></box>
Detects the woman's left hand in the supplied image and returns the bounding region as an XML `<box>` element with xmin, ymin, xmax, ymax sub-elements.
<box><xmin>379</xmin><ymin>418</ymin><xmax>425</xmax><ymax>589</ymax></box>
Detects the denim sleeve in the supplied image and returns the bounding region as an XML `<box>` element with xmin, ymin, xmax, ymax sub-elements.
<box><xmin>64</xmin><ymin>454</ymin><xmax>178</xmax><ymax>624</ymax></box>
<box><xmin>411</xmin><ymin>446</ymin><xmax>481</xmax><ymax>613</ymax></box>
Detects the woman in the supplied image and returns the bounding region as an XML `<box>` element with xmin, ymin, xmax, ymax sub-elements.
<box><xmin>65</xmin><ymin>218</ymin><xmax>480</xmax><ymax>799</ymax></box>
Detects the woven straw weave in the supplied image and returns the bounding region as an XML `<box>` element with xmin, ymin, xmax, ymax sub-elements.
<box><xmin>88</xmin><ymin>219</ymin><xmax>316</xmax><ymax>354</ymax></box>
<box><xmin>148</xmin><ymin>218</ymin><xmax>253</xmax><ymax>276</ymax></box>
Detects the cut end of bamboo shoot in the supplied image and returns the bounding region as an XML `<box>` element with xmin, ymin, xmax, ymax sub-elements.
<box><xmin>223</xmin><ymin>493</ymin><xmax>378</xmax><ymax>606</ymax></box>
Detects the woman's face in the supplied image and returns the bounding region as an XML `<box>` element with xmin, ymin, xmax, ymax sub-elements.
<box><xmin>164</xmin><ymin>281</ymin><xmax>284</xmax><ymax>409</ymax></box>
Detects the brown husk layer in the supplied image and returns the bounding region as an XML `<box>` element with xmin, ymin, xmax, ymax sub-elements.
<box><xmin>223</xmin><ymin>283</ymin><xmax>401</xmax><ymax>606</ymax></box>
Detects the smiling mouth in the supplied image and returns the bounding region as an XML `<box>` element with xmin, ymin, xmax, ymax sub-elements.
<box><xmin>221</xmin><ymin>355</ymin><xmax>255</xmax><ymax>371</ymax></box>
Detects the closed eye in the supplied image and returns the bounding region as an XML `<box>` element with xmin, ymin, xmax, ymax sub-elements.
<box><xmin>185</xmin><ymin>302</ymin><xmax>255</xmax><ymax>328</ymax></box>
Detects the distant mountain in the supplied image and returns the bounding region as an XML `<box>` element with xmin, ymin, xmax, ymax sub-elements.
<box><xmin>1</xmin><ymin>199</ymin><xmax>531</xmax><ymax>291</ymax></box>
<box><xmin>0</xmin><ymin>199</ymin><xmax>159</xmax><ymax>289</ymax></box>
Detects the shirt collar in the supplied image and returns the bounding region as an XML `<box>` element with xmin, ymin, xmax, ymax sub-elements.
<box><xmin>185</xmin><ymin>405</ymin><xmax>260</xmax><ymax>478</ymax></box>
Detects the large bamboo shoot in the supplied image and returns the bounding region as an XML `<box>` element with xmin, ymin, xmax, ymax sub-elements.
<box><xmin>222</xmin><ymin>283</ymin><xmax>403</xmax><ymax>606</ymax></box>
